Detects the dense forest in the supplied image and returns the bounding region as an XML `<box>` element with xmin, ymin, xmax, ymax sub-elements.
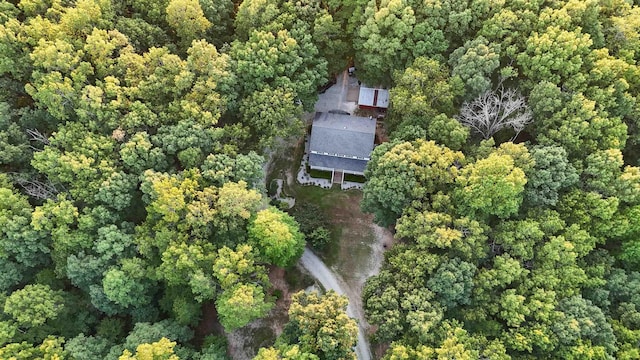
<box><xmin>358</xmin><ymin>0</ymin><xmax>640</xmax><ymax>359</ymax></box>
<box><xmin>1</xmin><ymin>0</ymin><xmax>640</xmax><ymax>359</ymax></box>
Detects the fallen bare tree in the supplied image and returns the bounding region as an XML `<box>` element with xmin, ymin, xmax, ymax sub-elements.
<box><xmin>457</xmin><ymin>87</ymin><xmax>532</xmax><ymax>140</ymax></box>
<box><xmin>15</xmin><ymin>178</ymin><xmax>59</xmax><ymax>200</ymax></box>
<box><xmin>26</xmin><ymin>128</ymin><xmax>49</xmax><ymax>151</ymax></box>
<box><xmin>7</xmin><ymin>172</ymin><xmax>59</xmax><ymax>200</ymax></box>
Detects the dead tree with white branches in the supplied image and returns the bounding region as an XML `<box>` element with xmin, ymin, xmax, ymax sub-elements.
<box><xmin>457</xmin><ymin>87</ymin><xmax>533</xmax><ymax>141</ymax></box>
<box><xmin>26</xmin><ymin>128</ymin><xmax>50</xmax><ymax>151</ymax></box>
<box><xmin>15</xmin><ymin>178</ymin><xmax>59</xmax><ymax>200</ymax></box>
<box><xmin>21</xmin><ymin>181</ymin><xmax>58</xmax><ymax>200</ymax></box>
<box><xmin>6</xmin><ymin>172</ymin><xmax>60</xmax><ymax>200</ymax></box>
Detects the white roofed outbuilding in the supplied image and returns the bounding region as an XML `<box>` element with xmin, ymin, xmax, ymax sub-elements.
<box><xmin>358</xmin><ymin>86</ymin><xmax>389</xmax><ymax>109</ymax></box>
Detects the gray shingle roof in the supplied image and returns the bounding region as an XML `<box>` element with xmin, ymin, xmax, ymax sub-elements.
<box><xmin>309</xmin><ymin>112</ymin><xmax>376</xmax><ymax>158</ymax></box>
<box><xmin>309</xmin><ymin>153</ymin><xmax>368</xmax><ymax>173</ymax></box>
<box><xmin>308</xmin><ymin>112</ymin><xmax>376</xmax><ymax>173</ymax></box>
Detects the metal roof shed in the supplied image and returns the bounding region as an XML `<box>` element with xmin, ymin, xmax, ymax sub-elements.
<box><xmin>358</xmin><ymin>86</ymin><xmax>389</xmax><ymax>109</ymax></box>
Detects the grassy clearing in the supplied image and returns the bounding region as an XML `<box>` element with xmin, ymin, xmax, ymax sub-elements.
<box><xmin>290</xmin><ymin>183</ymin><xmax>377</xmax><ymax>272</ymax></box>
<box><xmin>266</xmin><ymin>133</ymin><xmax>380</xmax><ymax>288</ymax></box>
<box><xmin>291</xmin><ymin>186</ymin><xmax>344</xmax><ymax>249</ymax></box>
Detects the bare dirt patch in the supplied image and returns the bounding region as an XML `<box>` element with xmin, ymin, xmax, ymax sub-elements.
<box><xmin>375</xmin><ymin>121</ymin><xmax>389</xmax><ymax>144</ymax></box>
<box><xmin>347</xmin><ymin>86</ymin><xmax>360</xmax><ymax>102</ymax></box>
<box><xmin>193</xmin><ymin>302</ymin><xmax>224</xmax><ymax>348</ymax></box>
<box><xmin>324</xmin><ymin>192</ymin><xmax>394</xmax><ymax>277</ymax></box>
<box><xmin>317</xmin><ymin>191</ymin><xmax>394</xmax><ymax>333</ymax></box>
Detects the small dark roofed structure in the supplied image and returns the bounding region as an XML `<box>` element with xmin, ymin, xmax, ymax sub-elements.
<box><xmin>308</xmin><ymin>112</ymin><xmax>376</xmax><ymax>181</ymax></box>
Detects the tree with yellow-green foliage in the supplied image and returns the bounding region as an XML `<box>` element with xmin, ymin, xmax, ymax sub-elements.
<box><xmin>276</xmin><ymin>291</ymin><xmax>358</xmax><ymax>360</ymax></box>
<box><xmin>454</xmin><ymin>152</ymin><xmax>528</xmax><ymax>219</ymax></box>
<box><xmin>216</xmin><ymin>283</ymin><xmax>273</xmax><ymax>332</ymax></box>
<box><xmin>119</xmin><ymin>337</ymin><xmax>179</xmax><ymax>360</ymax></box>
<box><xmin>249</xmin><ymin>207</ymin><xmax>305</xmax><ymax>268</ymax></box>
<box><xmin>165</xmin><ymin>0</ymin><xmax>210</xmax><ymax>49</ymax></box>
<box><xmin>361</xmin><ymin>139</ymin><xmax>464</xmax><ymax>227</ymax></box>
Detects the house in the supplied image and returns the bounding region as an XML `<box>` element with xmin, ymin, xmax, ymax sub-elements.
<box><xmin>358</xmin><ymin>86</ymin><xmax>389</xmax><ymax>110</ymax></box>
<box><xmin>308</xmin><ymin>112</ymin><xmax>376</xmax><ymax>184</ymax></box>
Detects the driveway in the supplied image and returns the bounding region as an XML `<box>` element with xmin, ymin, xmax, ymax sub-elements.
<box><xmin>314</xmin><ymin>70</ymin><xmax>360</xmax><ymax>114</ymax></box>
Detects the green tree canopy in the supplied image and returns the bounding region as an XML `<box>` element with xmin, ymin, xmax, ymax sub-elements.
<box><xmin>284</xmin><ymin>291</ymin><xmax>358</xmax><ymax>360</ymax></box>
<box><xmin>216</xmin><ymin>283</ymin><xmax>274</xmax><ymax>332</ymax></box>
<box><xmin>454</xmin><ymin>151</ymin><xmax>527</xmax><ymax>219</ymax></box>
<box><xmin>4</xmin><ymin>284</ymin><xmax>65</xmax><ymax>328</ymax></box>
<box><xmin>248</xmin><ymin>207</ymin><xmax>305</xmax><ymax>268</ymax></box>
<box><xmin>362</xmin><ymin>140</ymin><xmax>463</xmax><ymax>227</ymax></box>
<box><xmin>165</xmin><ymin>0</ymin><xmax>210</xmax><ymax>48</ymax></box>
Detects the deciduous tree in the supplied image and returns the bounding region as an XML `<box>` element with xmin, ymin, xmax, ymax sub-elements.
<box><xmin>119</xmin><ymin>337</ymin><xmax>179</xmax><ymax>360</ymax></box>
<box><xmin>0</xmin><ymin>175</ymin><xmax>50</xmax><ymax>290</ymax></box>
<box><xmin>529</xmin><ymin>82</ymin><xmax>628</xmax><ymax>159</ymax></box>
<box><xmin>427</xmin><ymin>258</ymin><xmax>476</xmax><ymax>310</ymax></box>
<box><xmin>4</xmin><ymin>284</ymin><xmax>65</xmax><ymax>328</ymax></box>
<box><xmin>239</xmin><ymin>86</ymin><xmax>303</xmax><ymax>149</ymax></box>
<box><xmin>449</xmin><ymin>36</ymin><xmax>500</xmax><ymax>98</ymax></box>
<box><xmin>455</xmin><ymin>151</ymin><xmax>527</xmax><ymax>219</ymax></box>
<box><xmin>213</xmin><ymin>244</ymin><xmax>268</xmax><ymax>290</ymax></box>
<box><xmin>103</xmin><ymin>258</ymin><xmax>157</xmax><ymax>309</ymax></box>
<box><xmin>362</xmin><ymin>140</ymin><xmax>463</xmax><ymax>227</ymax></box>
<box><xmin>285</xmin><ymin>291</ymin><xmax>358</xmax><ymax>360</ymax></box>
<box><xmin>354</xmin><ymin>0</ymin><xmax>419</xmax><ymax>87</ymax></box>
<box><xmin>231</xmin><ymin>28</ymin><xmax>326</xmax><ymax>112</ymax></box>
<box><xmin>216</xmin><ymin>283</ymin><xmax>273</xmax><ymax>332</ymax></box>
<box><xmin>248</xmin><ymin>207</ymin><xmax>305</xmax><ymax>268</ymax></box>
<box><xmin>524</xmin><ymin>145</ymin><xmax>578</xmax><ymax>207</ymax></box>
<box><xmin>165</xmin><ymin>0</ymin><xmax>210</xmax><ymax>48</ymax></box>
<box><xmin>517</xmin><ymin>26</ymin><xmax>593</xmax><ymax>91</ymax></box>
